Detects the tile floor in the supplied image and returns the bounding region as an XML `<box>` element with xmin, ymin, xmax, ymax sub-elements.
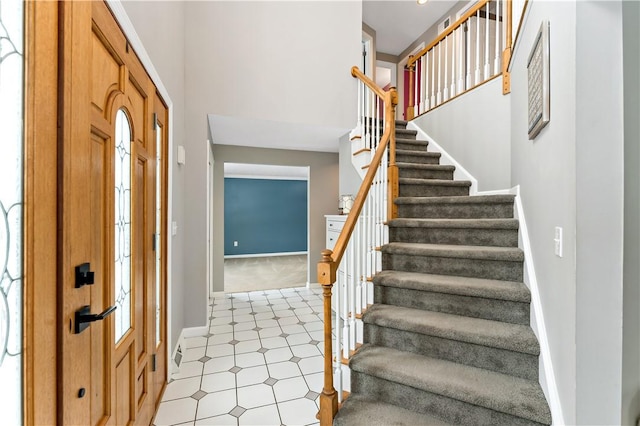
<box><xmin>153</xmin><ymin>286</ymin><xmax>326</xmax><ymax>426</ymax></box>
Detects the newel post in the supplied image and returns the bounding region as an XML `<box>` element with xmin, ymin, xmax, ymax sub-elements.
<box><xmin>502</xmin><ymin>0</ymin><xmax>513</xmax><ymax>94</ymax></box>
<box><xmin>406</xmin><ymin>56</ymin><xmax>416</xmax><ymax>120</ymax></box>
<box><xmin>317</xmin><ymin>249</ymin><xmax>338</xmax><ymax>425</ymax></box>
<box><xmin>387</xmin><ymin>88</ymin><xmax>399</xmax><ymax>220</ymax></box>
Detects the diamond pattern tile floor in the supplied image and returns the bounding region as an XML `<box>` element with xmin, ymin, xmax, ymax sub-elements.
<box><xmin>153</xmin><ymin>286</ymin><xmax>324</xmax><ymax>426</ymax></box>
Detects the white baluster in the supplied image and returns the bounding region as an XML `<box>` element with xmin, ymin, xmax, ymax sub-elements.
<box><xmin>355</xmin><ymin>221</ymin><xmax>362</xmax><ymax>317</ymax></box>
<box><xmin>443</xmin><ymin>35</ymin><xmax>449</xmax><ymax>101</ymax></box>
<box><xmin>335</xmin><ymin>264</ymin><xmax>342</xmax><ymax>402</ymax></box>
<box><xmin>425</xmin><ymin>52</ymin><xmax>430</xmax><ymax>111</ymax></box>
<box><xmin>450</xmin><ymin>30</ymin><xmax>456</xmax><ymax>98</ymax></box>
<box><xmin>494</xmin><ymin>0</ymin><xmax>501</xmax><ymax>75</ymax></box>
<box><xmin>356</xmin><ymin>81</ymin><xmax>362</xmax><ymax>138</ymax></box>
<box><xmin>475</xmin><ymin>10</ymin><xmax>481</xmax><ymax>85</ymax></box>
<box><xmin>411</xmin><ymin>60</ymin><xmax>420</xmax><ymax>117</ymax></box>
<box><xmin>341</xmin><ymin>250</ymin><xmax>349</xmax><ymax>360</ymax></box>
<box><xmin>418</xmin><ymin>56</ymin><xmax>424</xmax><ymax>114</ymax></box>
<box><xmin>431</xmin><ymin>48</ymin><xmax>436</xmax><ymax>107</ymax></box>
<box><xmin>466</xmin><ymin>20</ymin><xmax>472</xmax><ymax>88</ymax></box>
<box><xmin>484</xmin><ymin>1</ymin><xmax>490</xmax><ymax>80</ymax></box>
<box><xmin>349</xmin><ymin>238</ymin><xmax>356</xmax><ymax>354</ymax></box>
<box><xmin>437</xmin><ymin>42</ymin><xmax>442</xmax><ymax>105</ymax></box>
<box><xmin>458</xmin><ymin>26</ymin><xmax>465</xmax><ymax>93</ymax></box>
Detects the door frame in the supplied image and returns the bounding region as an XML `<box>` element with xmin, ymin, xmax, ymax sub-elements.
<box><xmin>23</xmin><ymin>1</ymin><xmax>175</xmax><ymax>422</ymax></box>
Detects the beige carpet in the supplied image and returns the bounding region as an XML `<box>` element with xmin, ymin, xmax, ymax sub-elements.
<box><xmin>224</xmin><ymin>254</ymin><xmax>308</xmax><ymax>293</ymax></box>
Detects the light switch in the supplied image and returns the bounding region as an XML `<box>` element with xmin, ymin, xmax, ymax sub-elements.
<box><xmin>554</xmin><ymin>227</ymin><xmax>563</xmax><ymax>257</ymax></box>
<box><xmin>177</xmin><ymin>145</ymin><xmax>186</xmax><ymax>165</ymax></box>
<box><xmin>172</xmin><ymin>221</ymin><xmax>178</xmax><ymax>236</ymax></box>
<box><xmin>234</xmin><ymin>241</ymin><xmax>238</xmax><ymax>247</ymax></box>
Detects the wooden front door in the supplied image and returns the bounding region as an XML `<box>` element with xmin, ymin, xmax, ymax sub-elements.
<box><xmin>58</xmin><ymin>1</ymin><xmax>167</xmax><ymax>424</ymax></box>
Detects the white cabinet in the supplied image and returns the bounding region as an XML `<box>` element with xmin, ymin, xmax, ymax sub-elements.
<box><xmin>325</xmin><ymin>215</ymin><xmax>346</xmax><ymax>251</ymax></box>
<box><xmin>325</xmin><ymin>215</ymin><xmax>348</xmax><ymax>319</ymax></box>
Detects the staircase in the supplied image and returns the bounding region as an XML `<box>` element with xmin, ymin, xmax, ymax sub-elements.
<box><xmin>333</xmin><ymin>121</ymin><xmax>552</xmax><ymax>425</ymax></box>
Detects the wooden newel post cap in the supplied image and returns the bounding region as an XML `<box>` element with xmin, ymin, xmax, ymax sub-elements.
<box><xmin>320</xmin><ymin>249</ymin><xmax>333</xmax><ymax>263</ymax></box>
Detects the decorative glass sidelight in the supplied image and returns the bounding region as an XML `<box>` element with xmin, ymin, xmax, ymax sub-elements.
<box><xmin>114</xmin><ymin>109</ymin><xmax>132</xmax><ymax>343</ymax></box>
<box><xmin>0</xmin><ymin>0</ymin><xmax>24</xmax><ymax>423</ymax></box>
<box><xmin>155</xmin><ymin>123</ymin><xmax>162</xmax><ymax>346</ymax></box>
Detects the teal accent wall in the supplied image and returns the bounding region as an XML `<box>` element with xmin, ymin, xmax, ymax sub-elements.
<box><xmin>224</xmin><ymin>178</ymin><xmax>308</xmax><ymax>255</ymax></box>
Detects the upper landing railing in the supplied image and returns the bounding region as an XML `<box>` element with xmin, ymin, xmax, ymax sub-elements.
<box><xmin>405</xmin><ymin>0</ymin><xmax>514</xmax><ymax>120</ymax></box>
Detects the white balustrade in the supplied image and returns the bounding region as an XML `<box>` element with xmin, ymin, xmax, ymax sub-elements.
<box><xmin>331</xmin><ymin>80</ymin><xmax>391</xmax><ymax>401</ymax></box>
<box><xmin>406</xmin><ymin>0</ymin><xmax>506</xmax><ymax>117</ymax></box>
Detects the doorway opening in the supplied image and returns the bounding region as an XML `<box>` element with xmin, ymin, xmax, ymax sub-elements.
<box><xmin>222</xmin><ymin>163</ymin><xmax>310</xmax><ymax>294</ymax></box>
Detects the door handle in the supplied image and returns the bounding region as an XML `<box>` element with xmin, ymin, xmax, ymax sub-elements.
<box><xmin>75</xmin><ymin>305</ymin><xmax>117</xmax><ymax>334</ymax></box>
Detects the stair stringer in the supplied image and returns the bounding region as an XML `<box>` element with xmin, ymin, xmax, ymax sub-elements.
<box><xmin>407</xmin><ymin>122</ymin><xmax>479</xmax><ymax>194</ymax></box>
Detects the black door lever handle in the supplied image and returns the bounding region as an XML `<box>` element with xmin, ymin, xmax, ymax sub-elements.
<box><xmin>75</xmin><ymin>305</ymin><xmax>117</xmax><ymax>334</ymax></box>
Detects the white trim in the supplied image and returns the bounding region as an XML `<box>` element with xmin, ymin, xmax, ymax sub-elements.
<box><xmin>224</xmin><ymin>174</ymin><xmax>308</xmax><ymax>181</ymax></box>
<box><xmin>106</xmin><ymin>0</ymin><xmax>175</xmax><ymax>382</ymax></box>
<box><xmin>406</xmin><ymin>122</ymin><xmax>479</xmax><ymax>194</ymax></box>
<box><xmin>182</xmin><ymin>326</ymin><xmax>210</xmax><ymax>340</ymax></box>
<box><xmin>224</xmin><ymin>251</ymin><xmax>308</xmax><ymax>259</ymax></box>
<box><xmin>511</xmin><ymin>185</ymin><xmax>565</xmax><ymax>425</ymax></box>
<box><xmin>467</xmin><ymin>182</ymin><xmax>566</xmax><ymax>424</ymax></box>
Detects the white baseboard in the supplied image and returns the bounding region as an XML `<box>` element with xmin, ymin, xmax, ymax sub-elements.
<box><xmin>224</xmin><ymin>251</ymin><xmax>307</xmax><ymax>259</ymax></box>
<box><xmin>171</xmin><ymin>325</ymin><xmax>210</xmax><ymax>375</ymax></box>
<box><xmin>511</xmin><ymin>185</ymin><xmax>565</xmax><ymax>425</ymax></box>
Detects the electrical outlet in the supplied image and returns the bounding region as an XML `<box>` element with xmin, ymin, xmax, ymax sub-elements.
<box><xmin>554</xmin><ymin>227</ymin><xmax>563</xmax><ymax>257</ymax></box>
<box><xmin>234</xmin><ymin>241</ymin><xmax>238</xmax><ymax>247</ymax></box>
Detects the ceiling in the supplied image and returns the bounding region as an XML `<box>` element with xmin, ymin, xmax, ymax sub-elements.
<box><xmin>209</xmin><ymin>1</ymin><xmax>460</xmax><ymax>154</ymax></box>
<box><xmin>363</xmin><ymin>0</ymin><xmax>460</xmax><ymax>56</ymax></box>
<box><xmin>209</xmin><ymin>114</ymin><xmax>348</xmax><ymax>153</ymax></box>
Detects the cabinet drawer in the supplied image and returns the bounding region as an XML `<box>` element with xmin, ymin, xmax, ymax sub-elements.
<box><xmin>327</xmin><ymin>219</ymin><xmax>345</xmax><ymax>232</ymax></box>
<box><xmin>326</xmin><ymin>229</ymin><xmax>341</xmax><ymax>250</ymax></box>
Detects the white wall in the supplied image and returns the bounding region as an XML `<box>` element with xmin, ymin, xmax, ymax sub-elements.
<box><xmin>412</xmin><ymin>78</ymin><xmax>510</xmax><ymax>191</ymax></box>
<box><xmin>121</xmin><ymin>0</ymin><xmax>186</xmax><ymax>352</ymax></box>
<box><xmin>510</xmin><ymin>2</ymin><xmax>578</xmax><ymax>422</ymax></box>
<box><xmin>181</xmin><ymin>1</ymin><xmax>362</xmax><ymax>328</ymax></box>
<box><xmin>622</xmin><ymin>2</ymin><xmax>640</xmax><ymax>424</ymax></box>
<box><xmin>574</xmin><ymin>2</ymin><xmax>625</xmax><ymax>424</ymax></box>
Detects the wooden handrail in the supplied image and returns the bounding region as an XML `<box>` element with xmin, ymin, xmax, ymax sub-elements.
<box><xmin>317</xmin><ymin>92</ymin><xmax>395</xmax><ymax>285</ymax></box>
<box><xmin>317</xmin><ymin>67</ymin><xmax>397</xmax><ymax>426</ymax></box>
<box><xmin>407</xmin><ymin>0</ymin><xmax>490</xmax><ymax>68</ymax></box>
<box><xmin>351</xmin><ymin>66</ymin><xmax>386</xmax><ymax>99</ymax></box>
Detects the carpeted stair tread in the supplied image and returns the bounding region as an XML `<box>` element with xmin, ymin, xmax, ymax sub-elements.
<box><xmin>397</xmin><ymin>163</ymin><xmax>456</xmax><ymax>172</ymax></box>
<box><xmin>396</xmin><ymin>128</ymin><xmax>418</xmax><ymax>137</ymax></box>
<box><xmin>396</xmin><ymin>149</ymin><xmax>441</xmax><ymax>158</ymax></box>
<box><xmin>335</xmin><ymin>395</ymin><xmax>452</xmax><ymax>426</ymax></box>
<box><xmin>350</xmin><ymin>345</ymin><xmax>552</xmax><ymax>424</ymax></box>
<box><xmin>389</xmin><ymin>218</ymin><xmax>519</xmax><ymax>230</ymax></box>
<box><xmin>383</xmin><ymin>242</ymin><xmax>524</xmax><ymax>262</ymax></box>
<box><xmin>364</xmin><ymin>304</ymin><xmax>539</xmax><ymax>355</ymax></box>
<box><xmin>373</xmin><ymin>270</ymin><xmax>530</xmax><ymax>303</ymax></box>
<box><xmin>395</xmin><ymin>194</ymin><xmax>515</xmax><ymax>206</ymax></box>
<box><xmin>396</xmin><ymin>137</ymin><xmax>428</xmax><ymax>145</ymax></box>
<box><xmin>399</xmin><ymin>178</ymin><xmax>472</xmax><ymax>187</ymax></box>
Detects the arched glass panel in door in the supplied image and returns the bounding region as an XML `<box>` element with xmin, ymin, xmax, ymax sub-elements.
<box><xmin>114</xmin><ymin>109</ymin><xmax>132</xmax><ymax>343</ymax></box>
